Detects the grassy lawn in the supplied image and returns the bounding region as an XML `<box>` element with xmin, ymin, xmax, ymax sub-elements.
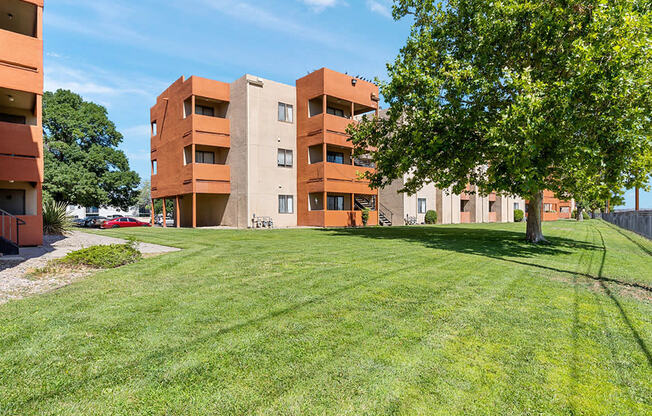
<box><xmin>1</xmin><ymin>220</ymin><xmax>651</xmax><ymax>415</ymax></box>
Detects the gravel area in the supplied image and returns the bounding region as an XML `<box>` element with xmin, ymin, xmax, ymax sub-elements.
<box><xmin>0</xmin><ymin>231</ymin><xmax>180</xmax><ymax>304</ymax></box>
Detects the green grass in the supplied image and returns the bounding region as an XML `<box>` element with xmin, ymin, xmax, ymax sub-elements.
<box><xmin>1</xmin><ymin>220</ymin><xmax>650</xmax><ymax>415</ymax></box>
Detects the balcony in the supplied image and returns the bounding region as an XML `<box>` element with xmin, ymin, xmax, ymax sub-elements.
<box><xmin>0</xmin><ymin>154</ymin><xmax>40</xmax><ymax>182</ymax></box>
<box><xmin>460</xmin><ymin>212</ymin><xmax>471</xmax><ymax>223</ymax></box>
<box><xmin>182</xmin><ymin>163</ymin><xmax>230</xmax><ymax>194</ymax></box>
<box><xmin>303</xmin><ymin>162</ymin><xmax>376</xmax><ymax>195</ymax></box>
<box><xmin>324</xmin><ymin>113</ymin><xmax>355</xmax><ymax>135</ymax></box>
<box><xmin>0</xmin><ymin>121</ymin><xmax>40</xmax><ymax>157</ymax></box>
<box><xmin>181</xmin><ymin>114</ymin><xmax>230</xmax><ymax>148</ymax></box>
<box><xmin>0</xmin><ymin>30</ymin><xmax>42</xmax><ymax>94</ymax></box>
<box><xmin>488</xmin><ymin>212</ymin><xmax>497</xmax><ymax>222</ymax></box>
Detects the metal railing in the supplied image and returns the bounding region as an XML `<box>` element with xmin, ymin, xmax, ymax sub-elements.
<box><xmin>379</xmin><ymin>202</ymin><xmax>393</xmax><ymax>225</ymax></box>
<box><xmin>0</xmin><ymin>208</ymin><xmax>25</xmax><ymax>246</ymax></box>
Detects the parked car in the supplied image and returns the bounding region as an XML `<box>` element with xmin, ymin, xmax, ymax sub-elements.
<box><xmin>100</xmin><ymin>217</ymin><xmax>151</xmax><ymax>229</ymax></box>
<box><xmin>71</xmin><ymin>218</ymin><xmax>86</xmax><ymax>227</ymax></box>
<box><xmin>84</xmin><ymin>216</ymin><xmax>108</xmax><ymax>228</ymax></box>
<box><xmin>154</xmin><ymin>214</ymin><xmax>174</xmax><ymax>227</ymax></box>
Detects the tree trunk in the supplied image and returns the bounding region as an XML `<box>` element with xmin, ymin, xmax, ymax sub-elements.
<box><xmin>576</xmin><ymin>204</ymin><xmax>583</xmax><ymax>221</ymax></box>
<box><xmin>526</xmin><ymin>192</ymin><xmax>546</xmax><ymax>243</ymax></box>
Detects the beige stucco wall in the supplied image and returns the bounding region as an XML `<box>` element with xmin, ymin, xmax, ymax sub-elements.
<box><xmin>241</xmin><ymin>75</ymin><xmax>297</xmax><ymax>228</ymax></box>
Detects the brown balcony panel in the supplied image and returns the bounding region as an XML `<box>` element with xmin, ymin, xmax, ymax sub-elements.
<box><xmin>0</xmin><ymin>154</ymin><xmax>41</xmax><ymax>182</ymax></box>
<box><xmin>193</xmin><ymin>114</ymin><xmax>229</xmax><ymax>137</ymax></box>
<box><xmin>0</xmin><ymin>31</ymin><xmax>42</xmax><ymax>94</ymax></box>
<box><xmin>195</xmin><ymin>180</ymin><xmax>230</xmax><ymax>194</ymax></box>
<box><xmin>324</xmin><ymin>113</ymin><xmax>354</xmax><ymax>135</ymax></box>
<box><xmin>0</xmin><ymin>122</ymin><xmax>40</xmax><ymax>157</ymax></box>
<box><xmin>192</xmin><ymin>163</ymin><xmax>230</xmax><ymax>183</ymax></box>
<box><xmin>488</xmin><ymin>212</ymin><xmax>497</xmax><ymax>222</ymax></box>
<box><xmin>460</xmin><ymin>212</ymin><xmax>471</xmax><ymax>223</ymax></box>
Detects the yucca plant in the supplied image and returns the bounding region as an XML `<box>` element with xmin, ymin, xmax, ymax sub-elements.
<box><xmin>43</xmin><ymin>199</ymin><xmax>73</xmax><ymax>235</ymax></box>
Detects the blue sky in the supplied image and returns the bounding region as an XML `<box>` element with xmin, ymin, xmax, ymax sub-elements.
<box><xmin>42</xmin><ymin>0</ymin><xmax>650</xmax><ymax>209</ymax></box>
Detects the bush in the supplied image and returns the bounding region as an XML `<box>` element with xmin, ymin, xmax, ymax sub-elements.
<box><xmin>582</xmin><ymin>210</ymin><xmax>590</xmax><ymax>220</ymax></box>
<box><xmin>425</xmin><ymin>210</ymin><xmax>437</xmax><ymax>224</ymax></box>
<box><xmin>514</xmin><ymin>209</ymin><xmax>524</xmax><ymax>222</ymax></box>
<box><xmin>43</xmin><ymin>199</ymin><xmax>72</xmax><ymax>235</ymax></box>
<box><xmin>361</xmin><ymin>208</ymin><xmax>370</xmax><ymax>226</ymax></box>
<box><xmin>57</xmin><ymin>242</ymin><xmax>141</xmax><ymax>269</ymax></box>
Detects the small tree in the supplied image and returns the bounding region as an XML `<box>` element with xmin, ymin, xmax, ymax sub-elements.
<box><xmin>514</xmin><ymin>209</ymin><xmax>524</xmax><ymax>222</ymax></box>
<box><xmin>361</xmin><ymin>208</ymin><xmax>370</xmax><ymax>226</ymax></box>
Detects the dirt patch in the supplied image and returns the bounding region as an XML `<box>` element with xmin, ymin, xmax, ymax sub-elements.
<box><xmin>0</xmin><ymin>231</ymin><xmax>180</xmax><ymax>304</ymax></box>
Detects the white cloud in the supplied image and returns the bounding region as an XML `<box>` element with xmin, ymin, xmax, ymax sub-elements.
<box><xmin>367</xmin><ymin>0</ymin><xmax>392</xmax><ymax>18</ymax></box>
<box><xmin>300</xmin><ymin>0</ymin><xmax>338</xmax><ymax>12</ymax></box>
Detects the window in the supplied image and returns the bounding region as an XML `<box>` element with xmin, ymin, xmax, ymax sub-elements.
<box><xmin>119</xmin><ymin>218</ymin><xmax>129</xmax><ymax>222</ymax></box>
<box><xmin>327</xmin><ymin>107</ymin><xmax>345</xmax><ymax>117</ymax></box>
<box><xmin>278</xmin><ymin>102</ymin><xmax>293</xmax><ymax>122</ymax></box>
<box><xmin>195</xmin><ymin>104</ymin><xmax>214</xmax><ymax>117</ymax></box>
<box><xmin>152</xmin><ymin>159</ymin><xmax>157</xmax><ymax>175</ymax></box>
<box><xmin>514</xmin><ymin>202</ymin><xmax>520</xmax><ymax>211</ymax></box>
<box><xmin>418</xmin><ymin>198</ymin><xmax>427</xmax><ymax>214</ymax></box>
<box><xmin>278</xmin><ymin>195</ymin><xmax>294</xmax><ymax>214</ymax></box>
<box><xmin>544</xmin><ymin>203</ymin><xmax>553</xmax><ymax>212</ymax></box>
<box><xmin>0</xmin><ymin>113</ymin><xmax>26</xmax><ymax>124</ymax></box>
<box><xmin>128</xmin><ymin>218</ymin><xmax>138</xmax><ymax>223</ymax></box>
<box><xmin>327</xmin><ymin>151</ymin><xmax>344</xmax><ymax>164</ymax></box>
<box><xmin>85</xmin><ymin>207</ymin><xmax>99</xmax><ymax>215</ymax></box>
<box><xmin>195</xmin><ymin>151</ymin><xmax>215</xmax><ymax>164</ymax></box>
<box><xmin>151</xmin><ymin>121</ymin><xmax>157</xmax><ymax>136</ymax></box>
<box><xmin>277</xmin><ymin>149</ymin><xmax>293</xmax><ymax>167</ymax></box>
<box><xmin>0</xmin><ymin>189</ymin><xmax>26</xmax><ymax>215</ymax></box>
<box><xmin>560</xmin><ymin>206</ymin><xmax>570</xmax><ymax>213</ymax></box>
<box><xmin>327</xmin><ymin>195</ymin><xmax>345</xmax><ymax>211</ymax></box>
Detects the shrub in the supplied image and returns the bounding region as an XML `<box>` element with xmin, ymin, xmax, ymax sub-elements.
<box><xmin>514</xmin><ymin>209</ymin><xmax>524</xmax><ymax>222</ymax></box>
<box><xmin>43</xmin><ymin>199</ymin><xmax>72</xmax><ymax>235</ymax></box>
<box><xmin>425</xmin><ymin>210</ymin><xmax>437</xmax><ymax>224</ymax></box>
<box><xmin>361</xmin><ymin>208</ymin><xmax>370</xmax><ymax>226</ymax></box>
<box><xmin>582</xmin><ymin>210</ymin><xmax>590</xmax><ymax>220</ymax></box>
<box><xmin>58</xmin><ymin>242</ymin><xmax>141</xmax><ymax>269</ymax></box>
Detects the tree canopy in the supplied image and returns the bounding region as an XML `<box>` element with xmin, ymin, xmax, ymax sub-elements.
<box><xmin>43</xmin><ymin>89</ymin><xmax>140</xmax><ymax>210</ymax></box>
<box><xmin>349</xmin><ymin>0</ymin><xmax>651</xmax><ymax>242</ymax></box>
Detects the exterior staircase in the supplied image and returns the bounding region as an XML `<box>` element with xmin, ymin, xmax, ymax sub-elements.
<box><xmin>0</xmin><ymin>209</ymin><xmax>24</xmax><ymax>256</ymax></box>
<box><xmin>354</xmin><ymin>196</ymin><xmax>393</xmax><ymax>226</ymax></box>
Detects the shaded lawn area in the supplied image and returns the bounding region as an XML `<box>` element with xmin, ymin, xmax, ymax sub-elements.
<box><xmin>0</xmin><ymin>220</ymin><xmax>650</xmax><ymax>415</ymax></box>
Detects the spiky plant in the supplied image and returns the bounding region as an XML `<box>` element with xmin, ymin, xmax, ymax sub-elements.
<box><xmin>43</xmin><ymin>199</ymin><xmax>72</xmax><ymax>235</ymax></box>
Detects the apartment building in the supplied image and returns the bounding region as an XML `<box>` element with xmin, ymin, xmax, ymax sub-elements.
<box><xmin>526</xmin><ymin>191</ymin><xmax>574</xmax><ymax>221</ymax></box>
<box><xmin>296</xmin><ymin>68</ymin><xmax>380</xmax><ymax>227</ymax></box>
<box><xmin>0</xmin><ymin>0</ymin><xmax>44</xmax><ymax>253</ymax></box>
<box><xmin>151</xmin><ymin>68</ymin><xmax>379</xmax><ymax>228</ymax></box>
<box><xmin>379</xmin><ymin>178</ymin><xmax>525</xmax><ymax>225</ymax></box>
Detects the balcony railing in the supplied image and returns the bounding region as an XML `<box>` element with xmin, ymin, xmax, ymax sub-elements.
<box><xmin>181</xmin><ymin>114</ymin><xmax>230</xmax><ymax>148</ymax></box>
<box><xmin>0</xmin><ymin>154</ymin><xmax>41</xmax><ymax>182</ymax></box>
<box><xmin>0</xmin><ymin>30</ymin><xmax>42</xmax><ymax>94</ymax></box>
<box><xmin>0</xmin><ymin>122</ymin><xmax>40</xmax><ymax>157</ymax></box>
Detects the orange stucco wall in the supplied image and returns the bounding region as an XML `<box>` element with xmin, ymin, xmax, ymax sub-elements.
<box><xmin>0</xmin><ymin>0</ymin><xmax>43</xmax><ymax>246</ymax></box>
<box><xmin>296</xmin><ymin>68</ymin><xmax>379</xmax><ymax>227</ymax></box>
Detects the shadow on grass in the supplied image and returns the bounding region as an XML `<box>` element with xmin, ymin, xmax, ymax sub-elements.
<box><xmin>321</xmin><ymin>226</ymin><xmax>652</xmax><ymax>293</ymax></box>
<box><xmin>324</xmin><ymin>224</ymin><xmax>652</xmax><ymax>367</ymax></box>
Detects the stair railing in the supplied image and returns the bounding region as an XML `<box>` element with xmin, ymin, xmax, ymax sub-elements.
<box><xmin>0</xmin><ymin>208</ymin><xmax>25</xmax><ymax>246</ymax></box>
<box><xmin>379</xmin><ymin>202</ymin><xmax>393</xmax><ymax>225</ymax></box>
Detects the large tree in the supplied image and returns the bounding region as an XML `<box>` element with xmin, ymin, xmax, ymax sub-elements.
<box><xmin>43</xmin><ymin>89</ymin><xmax>140</xmax><ymax>210</ymax></box>
<box><xmin>349</xmin><ymin>0</ymin><xmax>651</xmax><ymax>242</ymax></box>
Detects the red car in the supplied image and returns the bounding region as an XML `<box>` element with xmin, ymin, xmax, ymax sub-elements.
<box><xmin>101</xmin><ymin>217</ymin><xmax>151</xmax><ymax>229</ymax></box>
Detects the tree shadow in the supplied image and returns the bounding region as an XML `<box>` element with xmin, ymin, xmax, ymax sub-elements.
<box><xmin>323</xmin><ymin>225</ymin><xmax>652</xmax><ymax>367</ymax></box>
<box><xmin>321</xmin><ymin>226</ymin><xmax>652</xmax><ymax>292</ymax></box>
<box><xmin>321</xmin><ymin>225</ymin><xmax>600</xmax><ymax>259</ymax></box>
